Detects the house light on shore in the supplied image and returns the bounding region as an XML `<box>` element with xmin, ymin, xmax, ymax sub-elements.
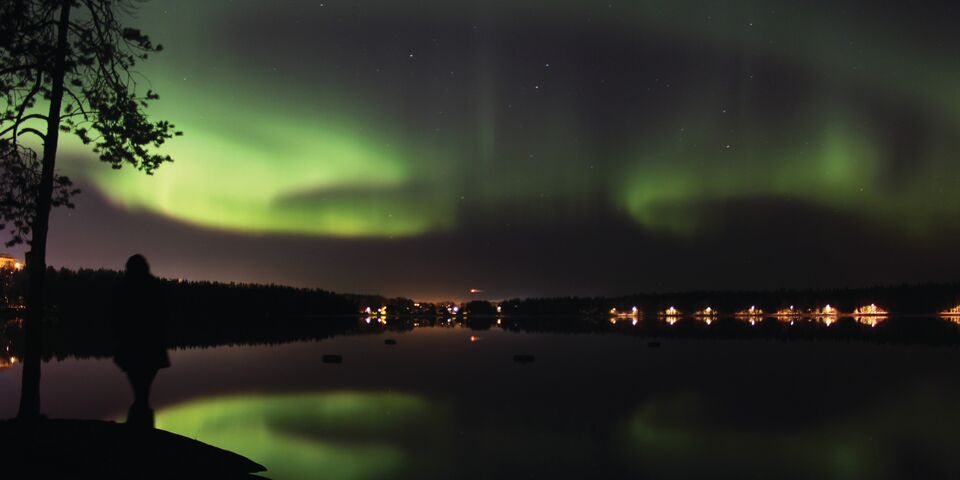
<box><xmin>775</xmin><ymin>305</ymin><xmax>799</xmax><ymax>318</ymax></box>
<box><xmin>737</xmin><ymin>305</ymin><xmax>763</xmax><ymax>317</ymax></box>
<box><xmin>811</xmin><ymin>304</ymin><xmax>838</xmax><ymax>316</ymax></box>
<box><xmin>940</xmin><ymin>305</ymin><xmax>960</xmax><ymax>316</ymax></box>
<box><xmin>611</xmin><ymin>306</ymin><xmax>641</xmax><ymax>318</ymax></box>
<box><xmin>853</xmin><ymin>303</ymin><xmax>888</xmax><ymax>315</ymax></box>
<box><xmin>694</xmin><ymin>306</ymin><xmax>717</xmax><ymax>318</ymax></box>
<box><xmin>0</xmin><ymin>253</ymin><xmax>23</xmax><ymax>271</ymax></box>
<box><xmin>0</xmin><ymin>356</ymin><xmax>16</xmax><ymax>370</ymax></box>
<box><xmin>659</xmin><ymin>306</ymin><xmax>680</xmax><ymax>325</ymax></box>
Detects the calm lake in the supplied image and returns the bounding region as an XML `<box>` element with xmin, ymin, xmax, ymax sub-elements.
<box><xmin>3</xmin><ymin>323</ymin><xmax>960</xmax><ymax>479</ymax></box>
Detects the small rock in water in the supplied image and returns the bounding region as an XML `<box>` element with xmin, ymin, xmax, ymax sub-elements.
<box><xmin>514</xmin><ymin>354</ymin><xmax>535</xmax><ymax>363</ymax></box>
<box><xmin>648</xmin><ymin>341</ymin><xmax>661</xmax><ymax>348</ymax></box>
<box><xmin>384</xmin><ymin>338</ymin><xmax>397</xmax><ymax>345</ymax></box>
<box><xmin>322</xmin><ymin>354</ymin><xmax>343</xmax><ymax>364</ymax></box>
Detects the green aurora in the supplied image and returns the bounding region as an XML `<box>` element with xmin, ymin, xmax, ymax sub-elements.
<box><xmin>53</xmin><ymin>0</ymin><xmax>959</xmax><ymax>242</ymax></box>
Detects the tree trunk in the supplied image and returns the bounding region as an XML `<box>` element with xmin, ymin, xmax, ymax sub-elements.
<box><xmin>17</xmin><ymin>1</ymin><xmax>71</xmax><ymax>420</ymax></box>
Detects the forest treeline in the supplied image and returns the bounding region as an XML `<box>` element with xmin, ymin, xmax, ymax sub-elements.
<box><xmin>2</xmin><ymin>268</ymin><xmax>960</xmax><ymax>360</ymax></box>
<box><xmin>0</xmin><ymin>267</ymin><xmax>364</xmax><ymax>360</ymax></box>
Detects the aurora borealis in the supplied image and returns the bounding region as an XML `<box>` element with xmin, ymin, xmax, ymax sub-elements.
<box><xmin>26</xmin><ymin>0</ymin><xmax>960</xmax><ymax>298</ymax></box>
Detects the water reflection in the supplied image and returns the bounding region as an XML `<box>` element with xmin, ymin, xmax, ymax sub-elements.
<box><xmin>156</xmin><ymin>392</ymin><xmax>451</xmax><ymax>480</ymax></box>
<box><xmin>0</xmin><ymin>320</ymin><xmax>16</xmax><ymax>369</ymax></box>
<box><xmin>854</xmin><ymin>316</ymin><xmax>887</xmax><ymax>327</ymax></box>
<box><xmin>626</xmin><ymin>386</ymin><xmax>960</xmax><ymax>478</ymax></box>
<box><xmin>5</xmin><ymin>322</ymin><xmax>960</xmax><ymax>479</ymax></box>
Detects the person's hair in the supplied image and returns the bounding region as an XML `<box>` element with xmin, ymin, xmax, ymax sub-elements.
<box><xmin>125</xmin><ymin>254</ymin><xmax>151</xmax><ymax>278</ymax></box>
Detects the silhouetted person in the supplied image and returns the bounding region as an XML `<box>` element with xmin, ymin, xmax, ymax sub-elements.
<box><xmin>111</xmin><ymin>254</ymin><xmax>170</xmax><ymax>428</ymax></box>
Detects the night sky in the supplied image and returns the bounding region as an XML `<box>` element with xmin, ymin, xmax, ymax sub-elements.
<box><xmin>11</xmin><ymin>0</ymin><xmax>960</xmax><ymax>300</ymax></box>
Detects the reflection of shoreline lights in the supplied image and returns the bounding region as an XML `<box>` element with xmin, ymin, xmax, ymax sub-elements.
<box><xmin>610</xmin><ymin>306</ymin><xmax>641</xmax><ymax>324</ymax></box>
<box><xmin>362</xmin><ymin>306</ymin><xmax>388</xmax><ymax>315</ymax></box>
<box><xmin>737</xmin><ymin>306</ymin><xmax>763</xmax><ymax>324</ymax></box>
<box><xmin>694</xmin><ymin>307</ymin><xmax>717</xmax><ymax>323</ymax></box>
<box><xmin>660</xmin><ymin>306</ymin><xmax>680</xmax><ymax>325</ymax></box>
<box><xmin>810</xmin><ymin>305</ymin><xmax>838</xmax><ymax>325</ymax></box>
<box><xmin>854</xmin><ymin>316</ymin><xmax>885</xmax><ymax>327</ymax></box>
<box><xmin>853</xmin><ymin>303</ymin><xmax>888</xmax><ymax>315</ymax></box>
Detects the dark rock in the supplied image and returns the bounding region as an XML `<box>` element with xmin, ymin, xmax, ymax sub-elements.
<box><xmin>322</xmin><ymin>354</ymin><xmax>343</xmax><ymax>364</ymax></box>
<box><xmin>0</xmin><ymin>418</ymin><xmax>266</xmax><ymax>479</ymax></box>
<box><xmin>513</xmin><ymin>354</ymin><xmax>535</xmax><ymax>363</ymax></box>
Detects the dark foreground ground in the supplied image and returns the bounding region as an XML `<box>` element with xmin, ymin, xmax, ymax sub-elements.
<box><xmin>0</xmin><ymin>418</ymin><xmax>266</xmax><ymax>479</ymax></box>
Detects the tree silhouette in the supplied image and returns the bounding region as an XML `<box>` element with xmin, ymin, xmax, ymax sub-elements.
<box><xmin>0</xmin><ymin>0</ymin><xmax>179</xmax><ymax>419</ymax></box>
